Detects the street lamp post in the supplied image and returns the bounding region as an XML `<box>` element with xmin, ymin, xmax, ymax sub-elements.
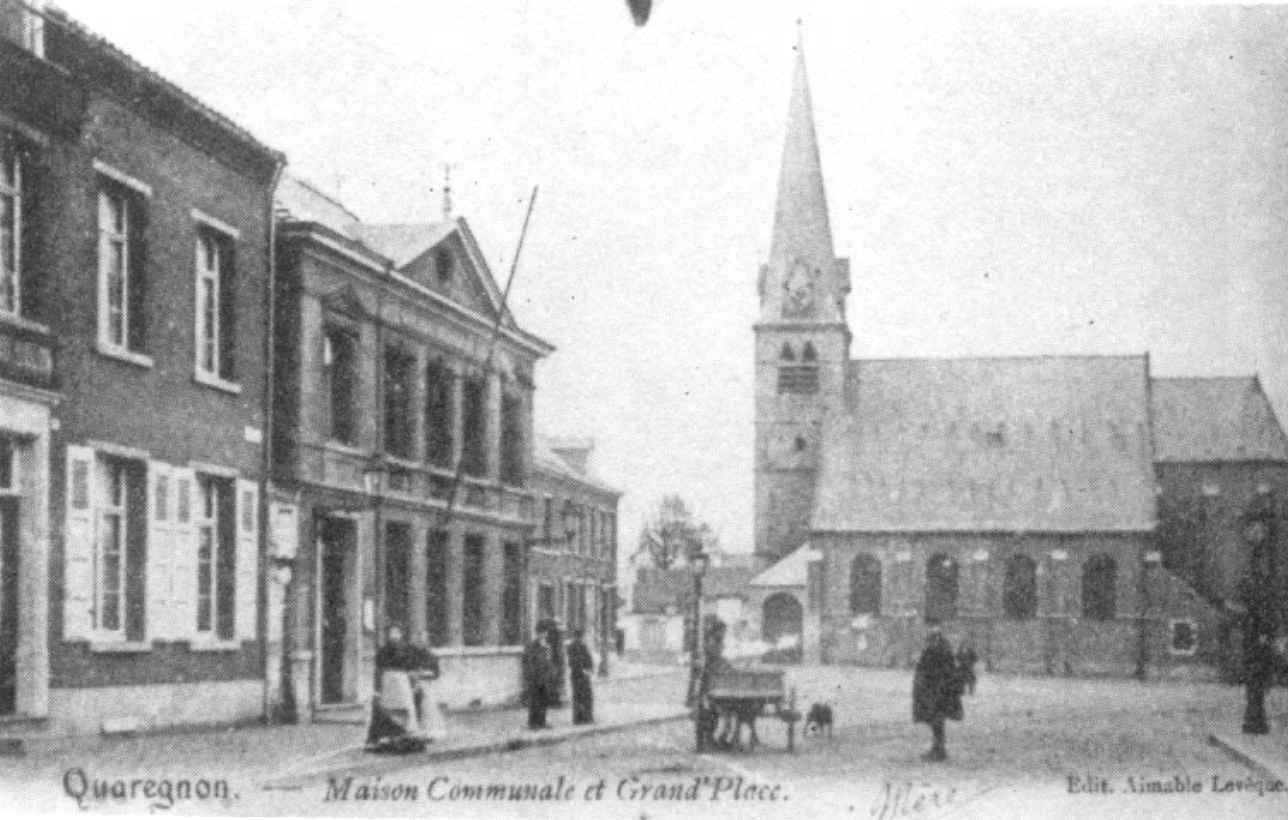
<box><xmin>687</xmin><ymin>549</ymin><xmax>710</xmax><ymax>750</ymax></box>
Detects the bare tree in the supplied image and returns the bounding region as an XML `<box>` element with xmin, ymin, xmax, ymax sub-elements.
<box><xmin>637</xmin><ymin>494</ymin><xmax>717</xmax><ymax>570</ymax></box>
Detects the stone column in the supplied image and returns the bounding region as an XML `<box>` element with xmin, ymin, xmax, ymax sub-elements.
<box><xmin>449</xmin><ymin>365</ymin><xmax>464</xmax><ymax>471</ymax></box>
<box><xmin>409</xmin><ymin>517</ymin><xmax>429</xmax><ymax>644</ymax></box>
<box><xmin>485</xmin><ymin>371</ymin><xmax>502</xmax><ymax>480</ymax></box>
<box><xmin>409</xmin><ymin>348</ymin><xmax>427</xmax><ymax>462</ymax></box>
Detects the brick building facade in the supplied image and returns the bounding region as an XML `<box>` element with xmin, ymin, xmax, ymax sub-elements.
<box><xmin>527</xmin><ymin>438</ymin><xmax>620</xmax><ymax>665</ymax></box>
<box><xmin>272</xmin><ymin>175</ymin><xmax>553</xmax><ymax>717</ymax></box>
<box><xmin>1</xmin><ymin>2</ymin><xmax>284</xmax><ymax>734</ymax></box>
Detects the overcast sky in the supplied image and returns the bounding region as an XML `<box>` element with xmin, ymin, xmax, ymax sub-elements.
<box><xmin>53</xmin><ymin>1</ymin><xmax>1288</xmax><ymax>561</ymax></box>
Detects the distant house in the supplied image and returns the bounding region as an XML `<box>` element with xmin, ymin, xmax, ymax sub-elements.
<box><xmin>620</xmin><ymin>564</ymin><xmax>761</xmax><ymax>663</ymax></box>
<box><xmin>527</xmin><ymin>437</ymin><xmax>621</xmax><ymax>662</ymax></box>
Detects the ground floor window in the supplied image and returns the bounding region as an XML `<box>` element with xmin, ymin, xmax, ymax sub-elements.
<box><xmin>462</xmin><ymin>534</ymin><xmax>485</xmax><ymax>645</ymax></box>
<box><xmin>501</xmin><ymin>541</ymin><xmax>522</xmax><ymax>645</ymax></box>
<box><xmin>425</xmin><ymin>529</ymin><xmax>449</xmax><ymax>646</ymax></box>
<box><xmin>384</xmin><ymin>522</ymin><xmax>412</xmax><ymax>632</ymax></box>
<box><xmin>924</xmin><ymin>553</ymin><xmax>958</xmax><ymax>623</ymax></box>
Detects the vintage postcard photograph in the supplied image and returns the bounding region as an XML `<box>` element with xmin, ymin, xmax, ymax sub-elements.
<box><xmin>2</xmin><ymin>0</ymin><xmax>1288</xmax><ymax>817</ymax></box>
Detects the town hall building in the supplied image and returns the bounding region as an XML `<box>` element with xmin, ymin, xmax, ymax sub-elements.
<box><xmin>752</xmin><ymin>38</ymin><xmax>1288</xmax><ymax>678</ymax></box>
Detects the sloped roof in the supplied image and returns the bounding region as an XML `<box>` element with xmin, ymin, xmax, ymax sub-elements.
<box><xmin>813</xmin><ymin>355</ymin><xmax>1156</xmax><ymax>533</ymax></box>
<box><xmin>630</xmin><ymin>566</ymin><xmax>758</xmax><ymax>614</ymax></box>
<box><xmin>750</xmin><ymin>543</ymin><xmax>820</xmax><ymax>587</ymax></box>
<box><xmin>532</xmin><ymin>436</ymin><xmax>620</xmax><ymax>496</ymax></box>
<box><xmin>276</xmin><ymin>174</ymin><xmax>362</xmax><ymax>239</ymax></box>
<box><xmin>1151</xmin><ymin>377</ymin><xmax>1288</xmax><ymax>462</ymax></box>
<box><xmin>354</xmin><ymin>222</ymin><xmax>458</xmax><ymax>268</ymax></box>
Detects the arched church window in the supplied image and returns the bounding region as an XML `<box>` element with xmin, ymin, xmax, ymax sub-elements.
<box><xmin>1082</xmin><ymin>554</ymin><xmax>1117</xmax><ymax>620</ymax></box>
<box><xmin>793</xmin><ymin>435</ymin><xmax>807</xmax><ymax>452</ymax></box>
<box><xmin>1002</xmin><ymin>554</ymin><xmax>1037</xmax><ymax>620</ymax></box>
<box><xmin>924</xmin><ymin>553</ymin><xmax>958</xmax><ymax>623</ymax></box>
<box><xmin>802</xmin><ymin>342</ymin><xmax>818</xmax><ymax>362</ymax></box>
<box><xmin>850</xmin><ymin>554</ymin><xmax>881</xmax><ymax>615</ymax></box>
<box><xmin>779</xmin><ymin>343</ymin><xmax>796</xmax><ymax>361</ymax></box>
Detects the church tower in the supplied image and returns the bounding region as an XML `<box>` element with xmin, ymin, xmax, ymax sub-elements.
<box><xmin>754</xmin><ymin>33</ymin><xmax>850</xmax><ymax>562</ymax></box>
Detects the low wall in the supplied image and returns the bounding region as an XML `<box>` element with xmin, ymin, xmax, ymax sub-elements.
<box><xmin>431</xmin><ymin>647</ymin><xmax>524</xmax><ymax>711</ymax></box>
<box><xmin>46</xmin><ymin>680</ymin><xmax>262</xmax><ymax>737</ymax></box>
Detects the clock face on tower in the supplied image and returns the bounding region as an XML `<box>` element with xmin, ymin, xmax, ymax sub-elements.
<box><xmin>783</xmin><ymin>258</ymin><xmax>817</xmax><ymax>318</ymax></box>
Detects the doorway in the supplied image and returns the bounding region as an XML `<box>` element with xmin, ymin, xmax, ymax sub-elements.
<box><xmin>0</xmin><ymin>497</ymin><xmax>17</xmax><ymax>714</ymax></box>
<box><xmin>762</xmin><ymin>592</ymin><xmax>803</xmax><ymax>664</ymax></box>
<box><xmin>318</xmin><ymin>517</ymin><xmax>356</xmax><ymax>705</ymax></box>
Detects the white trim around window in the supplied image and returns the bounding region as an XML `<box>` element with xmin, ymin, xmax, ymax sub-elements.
<box><xmin>91</xmin><ymin>159</ymin><xmax>153</xmax><ymax>198</ymax></box>
<box><xmin>190</xmin><ymin>208</ymin><xmax>241</xmax><ymax>240</ymax></box>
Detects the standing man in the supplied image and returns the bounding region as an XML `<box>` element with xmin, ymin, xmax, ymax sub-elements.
<box><xmin>522</xmin><ymin>628</ymin><xmax>555</xmax><ymax>730</ymax></box>
<box><xmin>1242</xmin><ymin>631</ymin><xmax>1282</xmax><ymax>734</ymax></box>
<box><xmin>567</xmin><ymin>630</ymin><xmax>595</xmax><ymax>725</ymax></box>
<box><xmin>955</xmin><ymin>640</ymin><xmax>979</xmax><ymax>696</ymax></box>
<box><xmin>913</xmin><ymin>624</ymin><xmax>964</xmax><ymax>762</ymax></box>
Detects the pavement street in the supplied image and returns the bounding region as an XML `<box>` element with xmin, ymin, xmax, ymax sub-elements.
<box><xmin>6</xmin><ymin>665</ymin><xmax>1288</xmax><ymax>818</ymax></box>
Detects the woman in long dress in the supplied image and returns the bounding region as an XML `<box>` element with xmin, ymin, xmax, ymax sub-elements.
<box><xmin>413</xmin><ymin>641</ymin><xmax>447</xmax><ymax>740</ymax></box>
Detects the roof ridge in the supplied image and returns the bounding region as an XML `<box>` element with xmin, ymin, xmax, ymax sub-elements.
<box><xmin>47</xmin><ymin>7</ymin><xmax>282</xmax><ymax>162</ymax></box>
<box><xmin>852</xmin><ymin>353</ymin><xmax>1148</xmax><ymax>364</ymax></box>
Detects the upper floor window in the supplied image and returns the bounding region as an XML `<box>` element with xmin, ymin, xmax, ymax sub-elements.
<box><xmin>499</xmin><ymin>391</ymin><xmax>524</xmax><ymax>486</ymax></box>
<box><xmin>324</xmin><ymin>328</ymin><xmax>358</xmax><ymax>446</ymax></box>
<box><xmin>96</xmin><ymin>176</ymin><xmax>149</xmax><ymax>356</ymax></box>
<box><xmin>424</xmin><ymin>360</ymin><xmax>454</xmax><ymax>468</ymax></box>
<box><xmin>1</xmin><ymin>140</ymin><xmax>21</xmax><ymax>316</ymax></box>
<box><xmin>195</xmin><ymin>227</ymin><xmax>237</xmax><ymax>383</ymax></box>
<box><xmin>460</xmin><ymin>374</ymin><xmax>488</xmax><ymax>478</ymax></box>
<box><xmin>802</xmin><ymin>342</ymin><xmax>818</xmax><ymax>362</ymax></box>
<box><xmin>383</xmin><ymin>346</ymin><xmax>416</xmax><ymax>459</ymax></box>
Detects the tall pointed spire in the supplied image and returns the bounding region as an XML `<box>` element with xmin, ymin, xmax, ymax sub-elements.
<box><xmin>760</xmin><ymin>24</ymin><xmax>843</xmax><ymax>324</ymax></box>
<box><xmin>770</xmin><ymin>25</ymin><xmax>835</xmax><ymax>276</ymax></box>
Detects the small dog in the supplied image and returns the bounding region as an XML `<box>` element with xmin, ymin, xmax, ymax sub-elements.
<box><xmin>804</xmin><ymin>702</ymin><xmax>834</xmax><ymax>738</ymax></box>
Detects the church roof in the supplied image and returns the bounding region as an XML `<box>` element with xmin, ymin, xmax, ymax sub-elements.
<box><xmin>1151</xmin><ymin>377</ymin><xmax>1288</xmax><ymax>462</ymax></box>
<box><xmin>813</xmin><ymin>355</ymin><xmax>1156</xmax><ymax>533</ymax></box>
<box><xmin>750</xmin><ymin>543</ymin><xmax>820</xmax><ymax>588</ymax></box>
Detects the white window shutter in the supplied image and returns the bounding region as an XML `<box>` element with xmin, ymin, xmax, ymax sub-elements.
<box><xmin>145</xmin><ymin>461</ymin><xmax>171</xmax><ymax>641</ymax></box>
<box><xmin>235</xmin><ymin>477</ymin><xmax>260</xmax><ymax>641</ymax></box>
<box><xmin>63</xmin><ymin>445</ymin><xmax>96</xmax><ymax>641</ymax></box>
<box><xmin>170</xmin><ymin>466</ymin><xmax>197</xmax><ymax>640</ymax></box>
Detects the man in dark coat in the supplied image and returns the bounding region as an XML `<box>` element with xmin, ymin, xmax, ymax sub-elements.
<box><xmin>522</xmin><ymin>629</ymin><xmax>555</xmax><ymax>730</ymax></box>
<box><xmin>1242</xmin><ymin>631</ymin><xmax>1284</xmax><ymax>734</ymax></box>
<box><xmin>567</xmin><ymin>630</ymin><xmax>595</xmax><ymax>725</ymax></box>
<box><xmin>913</xmin><ymin>626</ymin><xmax>963</xmax><ymax>762</ymax></box>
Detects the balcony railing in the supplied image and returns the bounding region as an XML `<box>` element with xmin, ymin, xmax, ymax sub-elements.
<box><xmin>296</xmin><ymin>441</ymin><xmax>535</xmax><ymax>524</ymax></box>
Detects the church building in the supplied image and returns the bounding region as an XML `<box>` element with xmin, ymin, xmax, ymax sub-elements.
<box><xmin>751</xmin><ymin>38</ymin><xmax>1288</xmax><ymax>678</ymax></box>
